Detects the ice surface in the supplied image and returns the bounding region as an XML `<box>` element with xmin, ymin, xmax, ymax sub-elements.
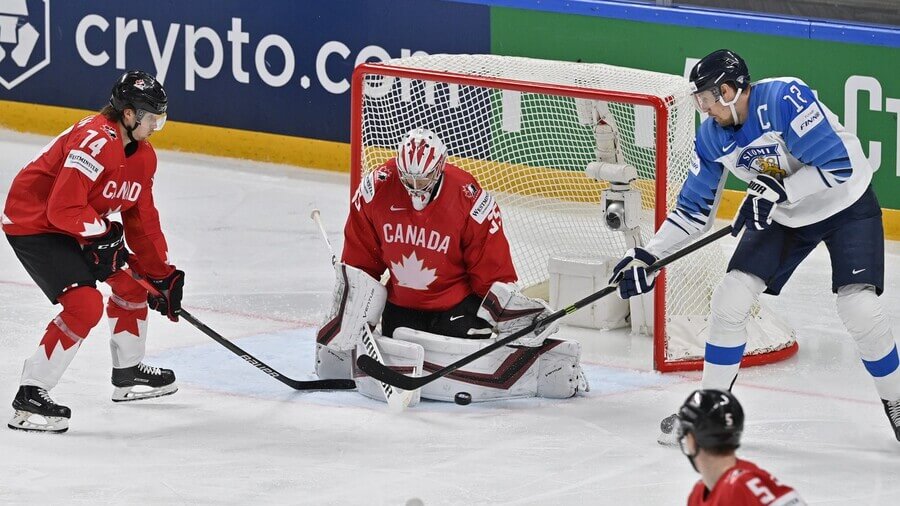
<box><xmin>0</xmin><ymin>129</ymin><xmax>898</xmax><ymax>505</ymax></box>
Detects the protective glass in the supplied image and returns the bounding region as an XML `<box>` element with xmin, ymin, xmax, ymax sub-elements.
<box><xmin>136</xmin><ymin>110</ymin><xmax>167</xmax><ymax>131</ymax></box>
<box><xmin>692</xmin><ymin>89</ymin><xmax>721</xmax><ymax>113</ymax></box>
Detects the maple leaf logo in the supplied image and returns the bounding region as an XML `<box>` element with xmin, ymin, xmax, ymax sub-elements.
<box><xmin>80</xmin><ymin>218</ymin><xmax>107</xmax><ymax>237</ymax></box>
<box><xmin>390</xmin><ymin>252</ymin><xmax>437</xmax><ymax>290</ymax></box>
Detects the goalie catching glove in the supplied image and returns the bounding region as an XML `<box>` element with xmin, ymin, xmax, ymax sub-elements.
<box><xmin>477</xmin><ymin>282</ymin><xmax>559</xmax><ymax>347</ymax></box>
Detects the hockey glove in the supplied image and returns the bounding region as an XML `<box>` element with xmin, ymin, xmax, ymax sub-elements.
<box><xmin>147</xmin><ymin>269</ymin><xmax>185</xmax><ymax>322</ymax></box>
<box><xmin>477</xmin><ymin>282</ymin><xmax>559</xmax><ymax>347</ymax></box>
<box><xmin>732</xmin><ymin>174</ymin><xmax>788</xmax><ymax>236</ymax></box>
<box><xmin>82</xmin><ymin>221</ymin><xmax>129</xmax><ymax>282</ymax></box>
<box><xmin>609</xmin><ymin>247</ymin><xmax>658</xmax><ymax>299</ymax></box>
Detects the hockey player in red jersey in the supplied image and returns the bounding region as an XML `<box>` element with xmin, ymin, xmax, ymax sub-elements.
<box><xmin>2</xmin><ymin>71</ymin><xmax>184</xmax><ymax>433</ymax></box>
<box><xmin>316</xmin><ymin>129</ymin><xmax>588</xmax><ymax>404</ymax></box>
<box><xmin>678</xmin><ymin>390</ymin><xmax>805</xmax><ymax>505</ymax></box>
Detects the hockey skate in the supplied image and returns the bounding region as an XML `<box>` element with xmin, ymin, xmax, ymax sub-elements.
<box><xmin>883</xmin><ymin>399</ymin><xmax>900</xmax><ymax>442</ymax></box>
<box><xmin>111</xmin><ymin>363</ymin><xmax>177</xmax><ymax>402</ymax></box>
<box><xmin>657</xmin><ymin>412</ymin><xmax>680</xmax><ymax>446</ymax></box>
<box><xmin>8</xmin><ymin>385</ymin><xmax>71</xmax><ymax>433</ymax></box>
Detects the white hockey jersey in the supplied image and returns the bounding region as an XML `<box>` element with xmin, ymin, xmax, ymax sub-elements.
<box><xmin>647</xmin><ymin>77</ymin><xmax>873</xmax><ymax>257</ymax></box>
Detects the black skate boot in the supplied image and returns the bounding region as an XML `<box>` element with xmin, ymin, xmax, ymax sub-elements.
<box><xmin>8</xmin><ymin>385</ymin><xmax>71</xmax><ymax>433</ymax></box>
<box><xmin>658</xmin><ymin>412</ymin><xmax>680</xmax><ymax>446</ymax></box>
<box><xmin>883</xmin><ymin>399</ymin><xmax>900</xmax><ymax>442</ymax></box>
<box><xmin>111</xmin><ymin>362</ymin><xmax>177</xmax><ymax>402</ymax></box>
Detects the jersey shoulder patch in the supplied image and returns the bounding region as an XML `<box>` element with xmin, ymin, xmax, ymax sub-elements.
<box><xmin>790</xmin><ymin>101</ymin><xmax>824</xmax><ymax>138</ymax></box>
<box><xmin>360</xmin><ymin>166</ymin><xmax>390</xmax><ymax>203</ymax></box>
<box><xmin>469</xmin><ymin>187</ymin><xmax>496</xmax><ymax>224</ymax></box>
<box><xmin>63</xmin><ymin>149</ymin><xmax>105</xmax><ymax>181</ymax></box>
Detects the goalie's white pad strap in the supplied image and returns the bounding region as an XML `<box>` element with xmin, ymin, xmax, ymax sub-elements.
<box><xmin>393</xmin><ymin>327</ymin><xmax>586</xmax><ymax>401</ymax></box>
<box><xmin>354</xmin><ymin>334</ymin><xmax>423</xmax><ymax>407</ymax></box>
<box><xmin>316</xmin><ymin>263</ymin><xmax>387</xmax><ymax>351</ymax></box>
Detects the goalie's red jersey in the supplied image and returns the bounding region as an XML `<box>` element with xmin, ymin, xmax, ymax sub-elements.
<box><xmin>343</xmin><ymin>159</ymin><xmax>517</xmax><ymax>311</ymax></box>
<box><xmin>1</xmin><ymin>114</ymin><xmax>173</xmax><ymax>279</ymax></box>
<box><xmin>688</xmin><ymin>459</ymin><xmax>804</xmax><ymax>506</ymax></box>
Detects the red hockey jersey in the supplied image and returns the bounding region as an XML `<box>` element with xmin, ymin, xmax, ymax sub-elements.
<box><xmin>2</xmin><ymin>114</ymin><xmax>173</xmax><ymax>279</ymax></box>
<box><xmin>343</xmin><ymin>159</ymin><xmax>517</xmax><ymax>312</ymax></box>
<box><xmin>688</xmin><ymin>459</ymin><xmax>804</xmax><ymax>506</ymax></box>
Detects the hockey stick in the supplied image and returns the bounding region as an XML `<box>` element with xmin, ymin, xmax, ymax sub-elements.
<box><xmin>357</xmin><ymin>225</ymin><xmax>734</xmax><ymax>390</ymax></box>
<box><xmin>310</xmin><ymin>209</ymin><xmax>337</xmax><ymax>266</ymax></box>
<box><xmin>124</xmin><ymin>268</ymin><xmax>356</xmax><ymax>391</ymax></box>
<box><xmin>310</xmin><ymin>209</ymin><xmax>415</xmax><ymax>411</ymax></box>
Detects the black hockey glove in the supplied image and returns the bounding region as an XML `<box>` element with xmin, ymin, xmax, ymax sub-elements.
<box><xmin>732</xmin><ymin>174</ymin><xmax>788</xmax><ymax>236</ymax></box>
<box><xmin>147</xmin><ymin>269</ymin><xmax>185</xmax><ymax>322</ymax></box>
<box><xmin>82</xmin><ymin>221</ymin><xmax>129</xmax><ymax>282</ymax></box>
<box><xmin>609</xmin><ymin>247</ymin><xmax>659</xmax><ymax>299</ymax></box>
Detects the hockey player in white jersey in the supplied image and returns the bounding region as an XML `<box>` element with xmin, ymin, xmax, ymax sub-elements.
<box><xmin>610</xmin><ymin>49</ymin><xmax>900</xmax><ymax>442</ymax></box>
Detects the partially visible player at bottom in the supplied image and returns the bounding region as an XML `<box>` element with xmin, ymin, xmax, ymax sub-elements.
<box><xmin>2</xmin><ymin>71</ymin><xmax>184</xmax><ymax>433</ymax></box>
<box><xmin>678</xmin><ymin>389</ymin><xmax>805</xmax><ymax>506</ymax></box>
<box><xmin>315</xmin><ymin>128</ymin><xmax>588</xmax><ymax>404</ymax></box>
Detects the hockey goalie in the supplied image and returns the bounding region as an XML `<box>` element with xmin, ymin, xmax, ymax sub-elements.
<box><xmin>315</xmin><ymin>128</ymin><xmax>589</xmax><ymax>406</ymax></box>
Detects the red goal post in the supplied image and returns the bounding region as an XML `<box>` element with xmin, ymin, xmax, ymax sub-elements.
<box><xmin>349</xmin><ymin>55</ymin><xmax>797</xmax><ymax>372</ymax></box>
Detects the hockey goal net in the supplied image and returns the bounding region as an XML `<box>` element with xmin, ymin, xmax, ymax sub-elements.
<box><xmin>350</xmin><ymin>54</ymin><xmax>797</xmax><ymax>372</ymax></box>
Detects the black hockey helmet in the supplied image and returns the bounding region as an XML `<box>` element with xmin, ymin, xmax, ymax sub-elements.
<box><xmin>677</xmin><ymin>389</ymin><xmax>744</xmax><ymax>450</ymax></box>
<box><xmin>689</xmin><ymin>49</ymin><xmax>750</xmax><ymax>95</ymax></box>
<box><xmin>110</xmin><ymin>70</ymin><xmax>167</xmax><ymax>115</ymax></box>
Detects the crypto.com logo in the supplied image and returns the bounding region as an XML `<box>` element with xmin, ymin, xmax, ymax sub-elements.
<box><xmin>0</xmin><ymin>0</ymin><xmax>49</xmax><ymax>90</ymax></box>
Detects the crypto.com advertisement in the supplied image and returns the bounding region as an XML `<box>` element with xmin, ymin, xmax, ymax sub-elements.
<box><xmin>0</xmin><ymin>0</ymin><xmax>490</xmax><ymax>142</ymax></box>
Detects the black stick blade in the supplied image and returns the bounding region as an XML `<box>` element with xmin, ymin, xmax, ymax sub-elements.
<box><xmin>356</xmin><ymin>355</ymin><xmax>427</xmax><ymax>390</ymax></box>
<box><xmin>287</xmin><ymin>378</ymin><xmax>357</xmax><ymax>390</ymax></box>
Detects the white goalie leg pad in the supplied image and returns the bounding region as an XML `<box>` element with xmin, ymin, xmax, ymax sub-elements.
<box><xmin>836</xmin><ymin>284</ymin><xmax>900</xmax><ymax>401</ymax></box>
<box><xmin>354</xmin><ymin>334</ymin><xmax>424</xmax><ymax>407</ymax></box>
<box><xmin>315</xmin><ymin>263</ymin><xmax>387</xmax><ymax>351</ymax></box>
<box><xmin>394</xmin><ymin>327</ymin><xmax>587</xmax><ymax>401</ymax></box>
<box><xmin>536</xmin><ymin>339</ymin><xmax>589</xmax><ymax>399</ymax></box>
<box><xmin>315</xmin><ymin>343</ymin><xmax>353</xmax><ymax>379</ymax></box>
<box><xmin>395</xmin><ymin>327</ymin><xmax>533</xmax><ymax>402</ymax></box>
<box><xmin>702</xmin><ymin>270</ymin><xmax>765</xmax><ymax>391</ymax></box>
<box><xmin>477</xmin><ymin>282</ymin><xmax>559</xmax><ymax>347</ymax></box>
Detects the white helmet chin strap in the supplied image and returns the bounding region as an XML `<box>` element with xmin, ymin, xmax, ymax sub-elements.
<box><xmin>718</xmin><ymin>87</ymin><xmax>744</xmax><ymax>125</ymax></box>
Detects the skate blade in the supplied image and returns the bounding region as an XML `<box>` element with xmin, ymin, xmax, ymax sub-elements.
<box><xmin>112</xmin><ymin>383</ymin><xmax>178</xmax><ymax>402</ymax></box>
<box><xmin>7</xmin><ymin>410</ymin><xmax>68</xmax><ymax>433</ymax></box>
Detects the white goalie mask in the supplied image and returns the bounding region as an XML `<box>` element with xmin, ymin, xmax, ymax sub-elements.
<box><xmin>396</xmin><ymin>128</ymin><xmax>448</xmax><ymax>210</ymax></box>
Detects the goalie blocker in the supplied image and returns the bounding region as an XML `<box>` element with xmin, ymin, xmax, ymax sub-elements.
<box><xmin>316</xmin><ymin>272</ymin><xmax>588</xmax><ymax>402</ymax></box>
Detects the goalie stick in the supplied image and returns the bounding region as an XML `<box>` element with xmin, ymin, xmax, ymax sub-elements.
<box><xmin>357</xmin><ymin>225</ymin><xmax>735</xmax><ymax>390</ymax></box>
<box><xmin>124</xmin><ymin>268</ymin><xmax>356</xmax><ymax>391</ymax></box>
<box><xmin>310</xmin><ymin>209</ymin><xmax>415</xmax><ymax>411</ymax></box>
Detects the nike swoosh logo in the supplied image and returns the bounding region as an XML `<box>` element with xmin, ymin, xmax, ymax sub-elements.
<box><xmin>852</xmin><ymin>268</ymin><xmax>866</xmax><ymax>275</ymax></box>
<box><xmin>723</xmin><ymin>142</ymin><xmax>736</xmax><ymax>152</ymax></box>
<box><xmin>390</xmin><ymin>205</ymin><xmax>407</xmax><ymax>211</ymax></box>
<box><xmin>449</xmin><ymin>315</ymin><xmax>464</xmax><ymax>321</ymax></box>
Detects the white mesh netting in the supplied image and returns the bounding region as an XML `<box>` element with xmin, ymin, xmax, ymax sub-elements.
<box><xmin>353</xmin><ymin>54</ymin><xmax>795</xmax><ymax>369</ymax></box>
